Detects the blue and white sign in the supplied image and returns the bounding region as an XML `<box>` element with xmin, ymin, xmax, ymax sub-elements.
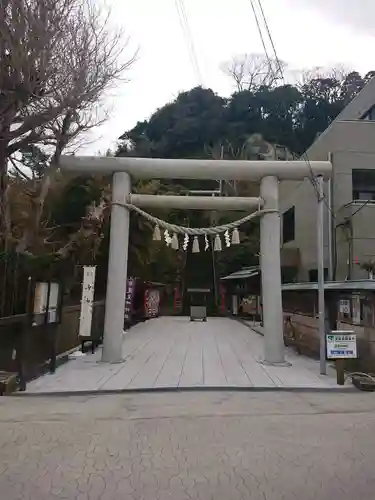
<box><xmin>326</xmin><ymin>331</ymin><xmax>357</xmax><ymax>359</ymax></box>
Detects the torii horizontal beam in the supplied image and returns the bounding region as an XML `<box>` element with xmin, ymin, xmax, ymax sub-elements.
<box><xmin>60</xmin><ymin>156</ymin><xmax>332</xmax><ymax>181</ymax></box>
<box><xmin>129</xmin><ymin>194</ymin><xmax>263</xmax><ymax>210</ymax></box>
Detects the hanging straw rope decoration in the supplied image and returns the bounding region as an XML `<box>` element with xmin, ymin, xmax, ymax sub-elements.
<box><xmin>231</xmin><ymin>228</ymin><xmax>240</xmax><ymax>245</ymax></box>
<box><xmin>164</xmin><ymin>229</ymin><xmax>172</xmax><ymax>246</ymax></box>
<box><xmin>182</xmin><ymin>233</ymin><xmax>189</xmax><ymax>251</ymax></box>
<box><xmin>171</xmin><ymin>233</ymin><xmax>179</xmax><ymax>250</ymax></box>
<box><xmin>192</xmin><ymin>236</ymin><xmax>200</xmax><ymax>253</ymax></box>
<box><xmin>114</xmin><ymin>202</ymin><xmax>278</xmax><ymax>252</ymax></box>
<box><xmin>224</xmin><ymin>229</ymin><xmax>231</xmax><ymax>248</ymax></box>
<box><xmin>152</xmin><ymin>225</ymin><xmax>161</xmax><ymax>241</ymax></box>
<box><xmin>214</xmin><ymin>234</ymin><xmax>222</xmax><ymax>252</ymax></box>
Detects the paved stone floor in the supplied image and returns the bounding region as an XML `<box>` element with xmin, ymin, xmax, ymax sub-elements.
<box><xmin>26</xmin><ymin>317</ymin><xmax>341</xmax><ymax>394</ymax></box>
<box><xmin>1</xmin><ymin>391</ymin><xmax>375</xmax><ymax>499</ymax></box>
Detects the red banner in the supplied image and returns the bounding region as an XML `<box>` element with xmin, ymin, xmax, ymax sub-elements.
<box><xmin>173</xmin><ymin>286</ymin><xmax>181</xmax><ymax>312</ymax></box>
<box><xmin>144</xmin><ymin>289</ymin><xmax>161</xmax><ymax>318</ymax></box>
<box><xmin>219</xmin><ymin>284</ymin><xmax>226</xmax><ymax>314</ymax></box>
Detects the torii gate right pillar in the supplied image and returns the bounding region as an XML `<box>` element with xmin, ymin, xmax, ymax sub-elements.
<box><xmin>260</xmin><ymin>176</ymin><xmax>286</xmax><ymax>365</ymax></box>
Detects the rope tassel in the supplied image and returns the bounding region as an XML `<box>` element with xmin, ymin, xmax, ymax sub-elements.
<box><xmin>214</xmin><ymin>234</ymin><xmax>222</xmax><ymax>252</ymax></box>
<box><xmin>192</xmin><ymin>236</ymin><xmax>200</xmax><ymax>253</ymax></box>
<box><xmin>152</xmin><ymin>225</ymin><xmax>161</xmax><ymax>241</ymax></box>
<box><xmin>171</xmin><ymin>233</ymin><xmax>179</xmax><ymax>250</ymax></box>
<box><xmin>231</xmin><ymin>228</ymin><xmax>240</xmax><ymax>245</ymax></box>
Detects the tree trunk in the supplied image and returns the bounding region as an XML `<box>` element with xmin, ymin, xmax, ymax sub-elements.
<box><xmin>16</xmin><ymin>170</ymin><xmax>54</xmax><ymax>254</ymax></box>
<box><xmin>0</xmin><ymin>131</ymin><xmax>10</xmax><ymax>252</ymax></box>
<box><xmin>16</xmin><ymin>113</ymin><xmax>71</xmax><ymax>255</ymax></box>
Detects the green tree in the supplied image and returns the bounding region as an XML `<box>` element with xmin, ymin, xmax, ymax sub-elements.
<box><xmin>119</xmin><ymin>68</ymin><xmax>373</xmax><ymax>161</ymax></box>
<box><xmin>118</xmin><ymin>87</ymin><xmax>225</xmax><ymax>160</ymax></box>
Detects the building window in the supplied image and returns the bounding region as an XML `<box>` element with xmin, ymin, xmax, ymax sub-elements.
<box><xmin>275</xmin><ymin>145</ymin><xmax>288</xmax><ymax>160</ymax></box>
<box><xmin>308</xmin><ymin>268</ymin><xmax>328</xmax><ymax>282</ymax></box>
<box><xmin>352</xmin><ymin>169</ymin><xmax>375</xmax><ymax>201</ymax></box>
<box><xmin>282</xmin><ymin>207</ymin><xmax>295</xmax><ymax>243</ymax></box>
<box><xmin>281</xmin><ymin>266</ymin><xmax>298</xmax><ymax>284</ymax></box>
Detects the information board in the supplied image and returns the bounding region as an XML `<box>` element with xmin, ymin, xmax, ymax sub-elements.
<box><xmin>326</xmin><ymin>331</ymin><xmax>357</xmax><ymax>359</ymax></box>
<box><xmin>32</xmin><ymin>281</ymin><xmax>61</xmax><ymax>326</ymax></box>
<box><xmin>339</xmin><ymin>299</ymin><xmax>350</xmax><ymax>315</ymax></box>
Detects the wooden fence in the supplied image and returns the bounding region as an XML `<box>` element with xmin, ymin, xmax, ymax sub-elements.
<box><xmin>0</xmin><ymin>301</ymin><xmax>105</xmax><ymax>382</ymax></box>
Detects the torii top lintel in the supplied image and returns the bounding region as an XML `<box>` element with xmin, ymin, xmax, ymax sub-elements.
<box><xmin>60</xmin><ymin>156</ymin><xmax>332</xmax><ymax>181</ymax></box>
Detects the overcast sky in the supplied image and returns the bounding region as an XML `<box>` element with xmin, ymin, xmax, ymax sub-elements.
<box><xmin>82</xmin><ymin>0</ymin><xmax>375</xmax><ymax>154</ymax></box>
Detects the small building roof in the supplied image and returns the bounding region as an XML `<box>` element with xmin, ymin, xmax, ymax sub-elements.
<box><xmin>282</xmin><ymin>280</ymin><xmax>375</xmax><ymax>292</ymax></box>
<box><xmin>220</xmin><ymin>266</ymin><xmax>260</xmax><ymax>281</ymax></box>
<box><xmin>221</xmin><ymin>269</ymin><xmax>375</xmax><ymax>291</ymax></box>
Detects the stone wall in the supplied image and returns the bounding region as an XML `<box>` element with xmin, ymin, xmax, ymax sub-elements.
<box><xmin>285</xmin><ymin>312</ymin><xmax>375</xmax><ymax>371</ymax></box>
<box><xmin>284</xmin><ymin>313</ymin><xmax>320</xmax><ymax>357</ymax></box>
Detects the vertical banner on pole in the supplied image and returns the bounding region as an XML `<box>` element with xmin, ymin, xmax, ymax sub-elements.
<box><xmin>79</xmin><ymin>266</ymin><xmax>96</xmax><ymax>338</ymax></box>
<box><xmin>124</xmin><ymin>277</ymin><xmax>136</xmax><ymax>322</ymax></box>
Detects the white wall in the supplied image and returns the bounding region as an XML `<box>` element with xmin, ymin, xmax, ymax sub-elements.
<box><xmin>279</xmin><ymin>120</ymin><xmax>375</xmax><ymax>281</ymax></box>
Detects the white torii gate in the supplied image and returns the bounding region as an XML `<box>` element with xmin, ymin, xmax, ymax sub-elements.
<box><xmin>60</xmin><ymin>156</ymin><xmax>332</xmax><ymax>366</ymax></box>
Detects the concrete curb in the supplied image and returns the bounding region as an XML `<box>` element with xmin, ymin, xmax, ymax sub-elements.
<box><xmin>9</xmin><ymin>385</ymin><xmax>357</xmax><ymax>397</ymax></box>
<box><xmin>232</xmin><ymin>316</ymin><xmax>264</xmax><ymax>336</ymax></box>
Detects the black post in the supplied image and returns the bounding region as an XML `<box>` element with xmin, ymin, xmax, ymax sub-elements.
<box><xmin>49</xmin><ymin>324</ymin><xmax>57</xmax><ymax>374</ymax></box>
<box><xmin>15</xmin><ymin>322</ymin><xmax>26</xmax><ymax>391</ymax></box>
<box><xmin>336</xmin><ymin>359</ymin><xmax>345</xmax><ymax>385</ymax></box>
<box><xmin>44</xmin><ymin>282</ymin><xmax>57</xmax><ymax>374</ymax></box>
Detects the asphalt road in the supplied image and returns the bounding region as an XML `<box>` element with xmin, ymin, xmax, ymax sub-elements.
<box><xmin>1</xmin><ymin>390</ymin><xmax>375</xmax><ymax>499</ymax></box>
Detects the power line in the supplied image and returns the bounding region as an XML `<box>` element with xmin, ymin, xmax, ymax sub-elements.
<box><xmin>348</xmin><ymin>199</ymin><xmax>371</xmax><ymax>218</ymax></box>
<box><xmin>174</xmin><ymin>0</ymin><xmax>203</xmax><ymax>86</ymax></box>
<box><xmin>255</xmin><ymin>0</ymin><xmax>283</xmax><ymax>79</ymax></box>
<box><xmin>255</xmin><ymin>2</ymin><xmax>336</xmax><ymax>214</ymax></box>
<box><xmin>249</xmin><ymin>0</ymin><xmax>336</xmax><ymax>217</ymax></box>
<box><xmin>248</xmin><ymin>0</ymin><xmax>273</xmax><ymax>71</ymax></box>
<box><xmin>251</xmin><ymin>0</ymin><xmax>375</xmax><ymax>281</ymax></box>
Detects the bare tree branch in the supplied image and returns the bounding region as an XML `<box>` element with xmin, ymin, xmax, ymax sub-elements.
<box><xmin>221</xmin><ymin>53</ymin><xmax>286</xmax><ymax>92</ymax></box>
<box><xmin>8</xmin><ymin>156</ymin><xmax>31</xmax><ymax>181</ymax></box>
<box><xmin>0</xmin><ymin>0</ymin><xmax>135</xmax><ymax>251</ymax></box>
<box><xmin>296</xmin><ymin>64</ymin><xmax>351</xmax><ymax>89</ymax></box>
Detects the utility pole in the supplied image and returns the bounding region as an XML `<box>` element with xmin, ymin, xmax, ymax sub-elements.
<box><xmin>316</xmin><ymin>175</ymin><xmax>327</xmax><ymax>375</ymax></box>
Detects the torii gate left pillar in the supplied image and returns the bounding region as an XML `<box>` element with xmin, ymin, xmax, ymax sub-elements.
<box><xmin>102</xmin><ymin>172</ymin><xmax>131</xmax><ymax>362</ymax></box>
<box><xmin>60</xmin><ymin>156</ymin><xmax>332</xmax><ymax>365</ymax></box>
